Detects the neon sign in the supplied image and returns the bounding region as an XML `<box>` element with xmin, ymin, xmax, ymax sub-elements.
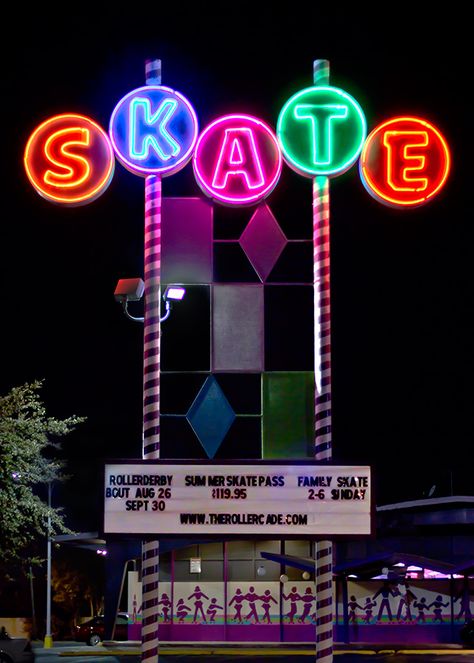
<box><xmin>24</xmin><ymin>114</ymin><xmax>114</xmax><ymax>205</ymax></box>
<box><xmin>24</xmin><ymin>79</ymin><xmax>451</xmax><ymax>211</ymax></box>
<box><xmin>359</xmin><ymin>116</ymin><xmax>451</xmax><ymax>207</ymax></box>
<box><xmin>277</xmin><ymin>85</ymin><xmax>367</xmax><ymax>177</ymax></box>
<box><xmin>193</xmin><ymin>114</ymin><xmax>282</xmax><ymax>205</ymax></box>
<box><xmin>109</xmin><ymin>85</ymin><xmax>198</xmax><ymax>176</ymax></box>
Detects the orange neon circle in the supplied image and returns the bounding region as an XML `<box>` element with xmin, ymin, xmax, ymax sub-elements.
<box><xmin>24</xmin><ymin>114</ymin><xmax>115</xmax><ymax>205</ymax></box>
<box><xmin>359</xmin><ymin>116</ymin><xmax>450</xmax><ymax>208</ymax></box>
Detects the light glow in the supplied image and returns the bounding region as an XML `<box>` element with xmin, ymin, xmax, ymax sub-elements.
<box><xmin>359</xmin><ymin>116</ymin><xmax>450</xmax><ymax>207</ymax></box>
<box><xmin>164</xmin><ymin>285</ymin><xmax>186</xmax><ymax>301</ymax></box>
<box><xmin>193</xmin><ymin>114</ymin><xmax>282</xmax><ymax>206</ymax></box>
<box><xmin>24</xmin><ymin>114</ymin><xmax>114</xmax><ymax>205</ymax></box>
<box><xmin>109</xmin><ymin>85</ymin><xmax>198</xmax><ymax>177</ymax></box>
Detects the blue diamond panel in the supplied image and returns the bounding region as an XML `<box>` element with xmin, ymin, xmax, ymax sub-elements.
<box><xmin>186</xmin><ymin>375</ymin><xmax>236</xmax><ymax>458</ymax></box>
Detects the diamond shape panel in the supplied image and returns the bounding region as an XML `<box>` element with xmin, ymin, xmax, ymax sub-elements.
<box><xmin>186</xmin><ymin>376</ymin><xmax>236</xmax><ymax>458</ymax></box>
<box><xmin>239</xmin><ymin>203</ymin><xmax>287</xmax><ymax>282</ymax></box>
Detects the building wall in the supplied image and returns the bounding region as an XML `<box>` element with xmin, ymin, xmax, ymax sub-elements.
<box><xmin>125</xmin><ymin>541</ymin><xmax>472</xmax><ymax>643</ymax></box>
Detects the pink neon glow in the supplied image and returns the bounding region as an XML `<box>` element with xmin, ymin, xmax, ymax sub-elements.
<box><xmin>193</xmin><ymin>114</ymin><xmax>282</xmax><ymax>206</ymax></box>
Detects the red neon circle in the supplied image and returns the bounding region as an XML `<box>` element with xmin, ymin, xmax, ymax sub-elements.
<box><xmin>193</xmin><ymin>114</ymin><xmax>282</xmax><ymax>206</ymax></box>
<box><xmin>24</xmin><ymin>114</ymin><xmax>115</xmax><ymax>205</ymax></box>
<box><xmin>359</xmin><ymin>116</ymin><xmax>450</xmax><ymax>208</ymax></box>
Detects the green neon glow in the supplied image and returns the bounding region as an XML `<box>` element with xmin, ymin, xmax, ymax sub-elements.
<box><xmin>277</xmin><ymin>86</ymin><xmax>367</xmax><ymax>178</ymax></box>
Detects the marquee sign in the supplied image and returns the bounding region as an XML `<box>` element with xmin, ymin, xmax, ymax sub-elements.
<box><xmin>103</xmin><ymin>461</ymin><xmax>372</xmax><ymax>538</ymax></box>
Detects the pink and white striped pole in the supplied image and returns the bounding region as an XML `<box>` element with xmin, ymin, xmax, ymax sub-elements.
<box><xmin>313</xmin><ymin>58</ymin><xmax>334</xmax><ymax>663</ymax></box>
<box><xmin>141</xmin><ymin>57</ymin><xmax>162</xmax><ymax>663</ymax></box>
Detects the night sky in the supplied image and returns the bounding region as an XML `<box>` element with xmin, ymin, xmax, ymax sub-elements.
<box><xmin>2</xmin><ymin>8</ymin><xmax>469</xmax><ymax>532</ymax></box>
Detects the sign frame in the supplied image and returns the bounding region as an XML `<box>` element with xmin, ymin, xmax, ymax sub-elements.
<box><xmin>101</xmin><ymin>459</ymin><xmax>375</xmax><ymax>541</ymax></box>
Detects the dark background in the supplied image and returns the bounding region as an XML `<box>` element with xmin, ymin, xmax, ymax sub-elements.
<box><xmin>1</xmin><ymin>8</ymin><xmax>469</xmax><ymax>532</ymax></box>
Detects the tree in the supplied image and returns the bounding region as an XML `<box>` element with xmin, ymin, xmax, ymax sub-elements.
<box><xmin>51</xmin><ymin>549</ymin><xmax>105</xmax><ymax>637</ymax></box>
<box><xmin>0</xmin><ymin>380</ymin><xmax>86</xmax><ymax>568</ymax></box>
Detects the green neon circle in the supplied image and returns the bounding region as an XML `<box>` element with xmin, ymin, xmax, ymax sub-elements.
<box><xmin>277</xmin><ymin>85</ymin><xmax>367</xmax><ymax>177</ymax></box>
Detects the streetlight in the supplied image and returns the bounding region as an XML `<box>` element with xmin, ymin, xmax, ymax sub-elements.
<box><xmin>12</xmin><ymin>471</ymin><xmax>39</xmax><ymax>640</ymax></box>
<box><xmin>44</xmin><ymin>481</ymin><xmax>53</xmax><ymax>648</ymax></box>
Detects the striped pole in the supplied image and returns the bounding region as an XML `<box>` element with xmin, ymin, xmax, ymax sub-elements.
<box><xmin>141</xmin><ymin>58</ymin><xmax>162</xmax><ymax>663</ymax></box>
<box><xmin>313</xmin><ymin>58</ymin><xmax>334</xmax><ymax>663</ymax></box>
<box><xmin>143</xmin><ymin>172</ymin><xmax>162</xmax><ymax>459</ymax></box>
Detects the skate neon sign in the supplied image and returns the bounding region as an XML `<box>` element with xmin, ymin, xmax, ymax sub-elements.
<box><xmin>24</xmin><ymin>82</ymin><xmax>450</xmax><ymax>209</ymax></box>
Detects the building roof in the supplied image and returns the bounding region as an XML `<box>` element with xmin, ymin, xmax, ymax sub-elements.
<box><xmin>259</xmin><ymin>549</ymin><xmax>458</xmax><ymax>578</ymax></box>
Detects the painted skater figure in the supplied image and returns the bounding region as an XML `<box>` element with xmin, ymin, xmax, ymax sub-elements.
<box><xmin>176</xmin><ymin>598</ymin><xmax>191</xmax><ymax>623</ymax></box>
<box><xmin>283</xmin><ymin>586</ymin><xmax>301</xmax><ymax>624</ymax></box>
<box><xmin>455</xmin><ymin>585</ymin><xmax>473</xmax><ymax>622</ymax></box>
<box><xmin>206</xmin><ymin>597</ymin><xmax>223</xmax><ymax>623</ymax></box>
<box><xmin>372</xmin><ymin>581</ymin><xmax>396</xmax><ymax>622</ymax></box>
<box><xmin>158</xmin><ymin>592</ymin><xmax>171</xmax><ymax>622</ymax></box>
<box><xmin>259</xmin><ymin>589</ymin><xmax>277</xmax><ymax>624</ymax></box>
<box><xmin>188</xmin><ymin>585</ymin><xmax>209</xmax><ymax>623</ymax></box>
<box><xmin>229</xmin><ymin>588</ymin><xmax>245</xmax><ymax>623</ymax></box>
<box><xmin>298</xmin><ymin>587</ymin><xmax>316</xmax><ymax>624</ymax></box>
<box><xmin>348</xmin><ymin>595</ymin><xmax>363</xmax><ymax>624</ymax></box>
<box><xmin>245</xmin><ymin>586</ymin><xmax>261</xmax><ymax>623</ymax></box>
<box><xmin>429</xmin><ymin>595</ymin><xmax>449</xmax><ymax>623</ymax></box>
<box><xmin>395</xmin><ymin>582</ymin><xmax>417</xmax><ymax>622</ymax></box>
<box><xmin>362</xmin><ymin>597</ymin><xmax>377</xmax><ymax>624</ymax></box>
<box><xmin>413</xmin><ymin>597</ymin><xmax>430</xmax><ymax>623</ymax></box>
<box><xmin>132</xmin><ymin>593</ymin><xmax>138</xmax><ymax>623</ymax></box>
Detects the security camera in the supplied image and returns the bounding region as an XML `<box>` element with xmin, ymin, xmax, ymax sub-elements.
<box><xmin>114</xmin><ymin>278</ymin><xmax>145</xmax><ymax>303</ymax></box>
<box><xmin>114</xmin><ymin>279</ymin><xmax>185</xmax><ymax>324</ymax></box>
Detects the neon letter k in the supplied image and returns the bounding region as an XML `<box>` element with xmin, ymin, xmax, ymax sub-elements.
<box><xmin>129</xmin><ymin>97</ymin><xmax>180</xmax><ymax>161</ymax></box>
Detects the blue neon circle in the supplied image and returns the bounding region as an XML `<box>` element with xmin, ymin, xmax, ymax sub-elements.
<box><xmin>109</xmin><ymin>85</ymin><xmax>198</xmax><ymax>177</ymax></box>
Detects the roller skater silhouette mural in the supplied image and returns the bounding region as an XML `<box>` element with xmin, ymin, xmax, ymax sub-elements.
<box><xmin>344</xmin><ymin>581</ymin><xmax>468</xmax><ymax>626</ymax></box>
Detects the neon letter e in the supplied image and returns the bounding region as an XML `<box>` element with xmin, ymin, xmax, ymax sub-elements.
<box><xmin>383</xmin><ymin>130</ymin><xmax>429</xmax><ymax>191</ymax></box>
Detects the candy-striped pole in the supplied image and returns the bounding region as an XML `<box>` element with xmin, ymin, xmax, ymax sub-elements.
<box><xmin>141</xmin><ymin>58</ymin><xmax>162</xmax><ymax>663</ymax></box>
<box><xmin>313</xmin><ymin>58</ymin><xmax>334</xmax><ymax>663</ymax></box>
<box><xmin>143</xmin><ymin>172</ymin><xmax>162</xmax><ymax>460</ymax></box>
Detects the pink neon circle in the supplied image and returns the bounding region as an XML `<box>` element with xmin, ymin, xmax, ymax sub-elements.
<box><xmin>193</xmin><ymin>114</ymin><xmax>282</xmax><ymax>206</ymax></box>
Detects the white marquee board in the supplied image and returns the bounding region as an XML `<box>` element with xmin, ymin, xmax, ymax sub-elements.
<box><xmin>103</xmin><ymin>461</ymin><xmax>372</xmax><ymax>537</ymax></box>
